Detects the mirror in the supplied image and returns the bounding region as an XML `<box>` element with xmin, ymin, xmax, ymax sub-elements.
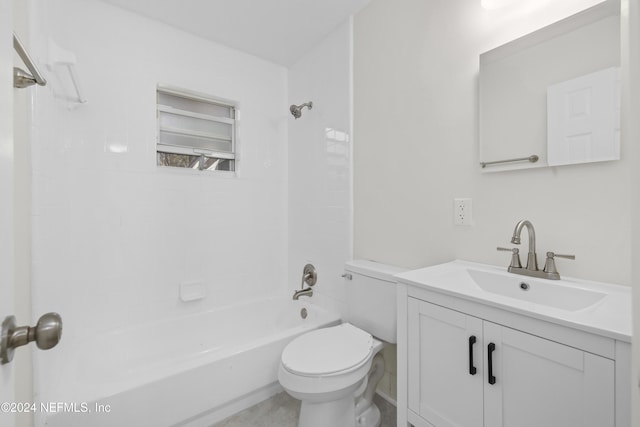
<box><xmin>479</xmin><ymin>0</ymin><xmax>620</xmax><ymax>172</ymax></box>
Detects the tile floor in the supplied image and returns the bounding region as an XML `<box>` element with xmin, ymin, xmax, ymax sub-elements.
<box><xmin>214</xmin><ymin>392</ymin><xmax>396</xmax><ymax>427</ymax></box>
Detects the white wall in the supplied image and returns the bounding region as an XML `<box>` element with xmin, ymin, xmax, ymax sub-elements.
<box><xmin>355</xmin><ymin>0</ymin><xmax>635</xmax><ymax>408</ymax></box>
<box><xmin>30</xmin><ymin>0</ymin><xmax>289</xmax><ymax>407</ymax></box>
<box><xmin>353</xmin><ymin>0</ymin><xmax>632</xmax><ymax>287</ymax></box>
<box><xmin>288</xmin><ymin>20</ymin><xmax>353</xmax><ymax>316</ymax></box>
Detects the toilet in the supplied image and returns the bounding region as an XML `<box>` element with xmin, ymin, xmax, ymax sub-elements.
<box><xmin>278</xmin><ymin>260</ymin><xmax>405</xmax><ymax>427</ymax></box>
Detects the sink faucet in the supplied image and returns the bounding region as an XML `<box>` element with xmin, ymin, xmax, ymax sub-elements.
<box><xmin>511</xmin><ymin>219</ymin><xmax>538</xmax><ymax>271</ymax></box>
<box><xmin>498</xmin><ymin>219</ymin><xmax>575</xmax><ymax>280</ymax></box>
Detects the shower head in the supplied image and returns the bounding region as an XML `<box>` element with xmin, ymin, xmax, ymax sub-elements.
<box><xmin>290</xmin><ymin>101</ymin><xmax>313</xmax><ymax>119</ymax></box>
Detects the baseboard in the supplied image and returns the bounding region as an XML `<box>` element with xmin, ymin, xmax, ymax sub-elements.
<box><xmin>375</xmin><ymin>389</ymin><xmax>397</xmax><ymax>407</ymax></box>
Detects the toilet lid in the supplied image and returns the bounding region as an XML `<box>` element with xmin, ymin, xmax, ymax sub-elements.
<box><xmin>281</xmin><ymin>323</ymin><xmax>374</xmax><ymax>376</ymax></box>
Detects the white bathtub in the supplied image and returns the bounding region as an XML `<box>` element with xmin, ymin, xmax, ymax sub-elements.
<box><xmin>43</xmin><ymin>297</ymin><xmax>340</xmax><ymax>427</ymax></box>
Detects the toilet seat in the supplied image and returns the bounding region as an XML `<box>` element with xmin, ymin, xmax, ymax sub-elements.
<box><xmin>281</xmin><ymin>323</ymin><xmax>373</xmax><ymax>376</ymax></box>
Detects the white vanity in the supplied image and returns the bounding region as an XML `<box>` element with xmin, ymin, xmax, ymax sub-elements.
<box><xmin>395</xmin><ymin>260</ymin><xmax>631</xmax><ymax>427</ymax></box>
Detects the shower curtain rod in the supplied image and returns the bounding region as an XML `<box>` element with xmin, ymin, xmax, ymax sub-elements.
<box><xmin>13</xmin><ymin>32</ymin><xmax>47</xmax><ymax>87</ymax></box>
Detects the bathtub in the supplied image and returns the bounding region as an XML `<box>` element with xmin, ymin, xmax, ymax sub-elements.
<box><xmin>43</xmin><ymin>297</ymin><xmax>340</xmax><ymax>427</ymax></box>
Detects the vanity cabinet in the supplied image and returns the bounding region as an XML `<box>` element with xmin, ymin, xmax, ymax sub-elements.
<box><xmin>407</xmin><ymin>298</ymin><xmax>614</xmax><ymax>427</ymax></box>
<box><xmin>396</xmin><ymin>261</ymin><xmax>631</xmax><ymax>427</ymax></box>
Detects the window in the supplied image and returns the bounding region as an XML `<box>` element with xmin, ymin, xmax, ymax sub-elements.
<box><xmin>156</xmin><ymin>85</ymin><xmax>237</xmax><ymax>171</ymax></box>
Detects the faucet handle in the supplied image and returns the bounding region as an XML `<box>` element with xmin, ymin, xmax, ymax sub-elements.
<box><xmin>497</xmin><ymin>247</ymin><xmax>522</xmax><ymax>269</ymax></box>
<box><xmin>543</xmin><ymin>252</ymin><xmax>575</xmax><ymax>274</ymax></box>
<box><xmin>547</xmin><ymin>252</ymin><xmax>575</xmax><ymax>260</ymax></box>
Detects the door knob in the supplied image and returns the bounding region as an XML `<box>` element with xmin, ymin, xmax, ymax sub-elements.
<box><xmin>0</xmin><ymin>312</ymin><xmax>62</xmax><ymax>364</ymax></box>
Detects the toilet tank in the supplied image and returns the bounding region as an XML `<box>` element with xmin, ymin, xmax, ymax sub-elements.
<box><xmin>344</xmin><ymin>260</ymin><xmax>406</xmax><ymax>343</ymax></box>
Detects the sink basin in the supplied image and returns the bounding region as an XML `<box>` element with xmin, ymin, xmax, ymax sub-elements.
<box><xmin>395</xmin><ymin>260</ymin><xmax>631</xmax><ymax>341</ymax></box>
<box><xmin>466</xmin><ymin>269</ymin><xmax>607</xmax><ymax>311</ymax></box>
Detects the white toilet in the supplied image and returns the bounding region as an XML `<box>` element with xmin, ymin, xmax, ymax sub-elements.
<box><xmin>278</xmin><ymin>260</ymin><xmax>405</xmax><ymax>427</ymax></box>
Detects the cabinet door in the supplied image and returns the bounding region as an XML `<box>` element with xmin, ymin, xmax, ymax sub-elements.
<box><xmin>483</xmin><ymin>321</ymin><xmax>615</xmax><ymax>427</ymax></box>
<box><xmin>408</xmin><ymin>298</ymin><xmax>484</xmax><ymax>427</ymax></box>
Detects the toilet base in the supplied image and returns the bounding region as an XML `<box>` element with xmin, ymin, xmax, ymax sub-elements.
<box><xmin>354</xmin><ymin>352</ymin><xmax>384</xmax><ymax>427</ymax></box>
<box><xmin>356</xmin><ymin>402</ymin><xmax>381</xmax><ymax>427</ymax></box>
<box><xmin>298</xmin><ymin>396</ymin><xmax>355</xmax><ymax>427</ymax></box>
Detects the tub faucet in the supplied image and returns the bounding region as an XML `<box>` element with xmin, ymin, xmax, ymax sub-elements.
<box><xmin>292</xmin><ymin>264</ymin><xmax>317</xmax><ymax>300</ymax></box>
<box><xmin>293</xmin><ymin>288</ymin><xmax>313</xmax><ymax>300</ymax></box>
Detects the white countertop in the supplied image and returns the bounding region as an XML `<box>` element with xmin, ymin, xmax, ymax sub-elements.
<box><xmin>395</xmin><ymin>260</ymin><xmax>632</xmax><ymax>342</ymax></box>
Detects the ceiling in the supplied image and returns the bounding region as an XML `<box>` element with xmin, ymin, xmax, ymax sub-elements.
<box><xmin>101</xmin><ymin>0</ymin><xmax>371</xmax><ymax>66</ymax></box>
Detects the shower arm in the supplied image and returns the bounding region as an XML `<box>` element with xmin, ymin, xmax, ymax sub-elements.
<box><xmin>13</xmin><ymin>32</ymin><xmax>47</xmax><ymax>87</ymax></box>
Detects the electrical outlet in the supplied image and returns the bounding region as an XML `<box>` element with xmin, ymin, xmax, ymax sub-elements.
<box><xmin>454</xmin><ymin>198</ymin><xmax>473</xmax><ymax>226</ymax></box>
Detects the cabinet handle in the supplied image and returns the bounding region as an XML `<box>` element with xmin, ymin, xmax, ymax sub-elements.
<box><xmin>468</xmin><ymin>336</ymin><xmax>477</xmax><ymax>375</ymax></box>
<box><xmin>488</xmin><ymin>342</ymin><xmax>496</xmax><ymax>385</ymax></box>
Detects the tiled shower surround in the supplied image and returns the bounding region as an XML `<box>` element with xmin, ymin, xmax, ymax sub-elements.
<box><xmin>29</xmin><ymin>0</ymin><xmax>356</xmax><ymax>418</ymax></box>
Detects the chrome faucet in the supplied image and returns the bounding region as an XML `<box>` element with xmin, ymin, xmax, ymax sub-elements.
<box><xmin>498</xmin><ymin>219</ymin><xmax>575</xmax><ymax>280</ymax></box>
<box><xmin>292</xmin><ymin>264</ymin><xmax>317</xmax><ymax>300</ymax></box>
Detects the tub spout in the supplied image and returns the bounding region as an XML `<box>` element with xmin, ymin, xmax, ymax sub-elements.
<box><xmin>292</xmin><ymin>288</ymin><xmax>313</xmax><ymax>300</ymax></box>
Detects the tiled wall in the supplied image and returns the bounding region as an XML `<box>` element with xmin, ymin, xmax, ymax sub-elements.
<box><xmin>30</xmin><ymin>0</ymin><xmax>361</xmax><ymax>412</ymax></box>
<box><xmin>287</xmin><ymin>19</ymin><xmax>397</xmax><ymax>402</ymax></box>
<box><xmin>287</xmin><ymin>19</ymin><xmax>353</xmax><ymax>316</ymax></box>
<box><xmin>30</xmin><ymin>0</ymin><xmax>289</xmax><ymax>406</ymax></box>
